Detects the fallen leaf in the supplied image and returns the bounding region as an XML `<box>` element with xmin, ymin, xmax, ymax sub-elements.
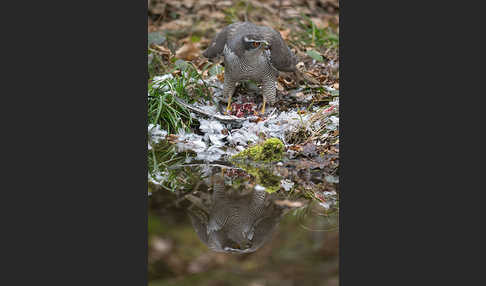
<box><xmin>311</xmin><ymin>17</ymin><xmax>329</xmax><ymax>29</ymax></box>
<box><xmin>159</xmin><ymin>19</ymin><xmax>192</xmax><ymax>31</ymax></box>
<box><xmin>217</xmin><ymin>73</ymin><xmax>224</xmax><ymax>82</ymax></box>
<box><xmin>279</xmin><ymin>75</ymin><xmax>295</xmax><ymax>87</ymax></box>
<box><xmin>181</xmin><ymin>0</ymin><xmax>196</xmax><ymax>9</ymax></box>
<box><xmin>289</xmin><ymin>145</ymin><xmax>303</xmax><ymax>152</ymax></box>
<box><xmin>296</xmin><ymin>61</ymin><xmax>305</xmax><ymax>71</ymax></box>
<box><xmin>175</xmin><ymin>42</ymin><xmax>200</xmax><ymax>61</ymax></box>
<box><xmin>153</xmin><ymin>44</ymin><xmax>171</xmax><ymax>56</ymax></box>
<box><xmin>212</xmin><ymin>11</ymin><xmax>226</xmax><ymax>20</ymax></box>
<box><xmin>279</xmin><ymin>29</ymin><xmax>291</xmax><ymax>41</ymax></box>
<box><xmin>166</xmin><ymin>134</ymin><xmax>179</xmax><ymax>143</ymax></box>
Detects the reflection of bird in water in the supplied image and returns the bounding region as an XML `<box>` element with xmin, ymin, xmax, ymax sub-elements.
<box><xmin>186</xmin><ymin>169</ymin><xmax>286</xmax><ymax>253</ymax></box>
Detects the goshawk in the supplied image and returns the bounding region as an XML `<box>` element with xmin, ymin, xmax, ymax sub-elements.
<box><xmin>202</xmin><ymin>22</ymin><xmax>297</xmax><ymax>114</ymax></box>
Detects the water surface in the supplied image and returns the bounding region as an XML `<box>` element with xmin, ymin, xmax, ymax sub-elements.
<box><xmin>148</xmin><ymin>161</ymin><xmax>339</xmax><ymax>286</ymax></box>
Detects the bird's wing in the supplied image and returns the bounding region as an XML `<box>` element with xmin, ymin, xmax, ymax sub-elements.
<box><xmin>203</xmin><ymin>22</ymin><xmax>244</xmax><ymax>59</ymax></box>
<box><xmin>260</xmin><ymin>26</ymin><xmax>297</xmax><ymax>72</ymax></box>
<box><xmin>187</xmin><ymin>207</ymin><xmax>209</xmax><ymax>244</ymax></box>
<box><xmin>249</xmin><ymin>214</ymin><xmax>281</xmax><ymax>250</ymax></box>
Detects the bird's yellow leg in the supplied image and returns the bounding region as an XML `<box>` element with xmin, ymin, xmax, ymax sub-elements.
<box><xmin>260</xmin><ymin>100</ymin><xmax>266</xmax><ymax>115</ymax></box>
<box><xmin>225</xmin><ymin>94</ymin><xmax>232</xmax><ymax>114</ymax></box>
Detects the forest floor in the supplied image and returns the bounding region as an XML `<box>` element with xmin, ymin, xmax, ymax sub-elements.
<box><xmin>148</xmin><ymin>0</ymin><xmax>339</xmax><ymax>191</ymax></box>
<box><xmin>147</xmin><ymin>1</ymin><xmax>340</xmax><ymax>285</ymax></box>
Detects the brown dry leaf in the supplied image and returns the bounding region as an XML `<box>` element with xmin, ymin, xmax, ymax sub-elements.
<box><xmin>190</xmin><ymin>58</ymin><xmax>203</xmax><ymax>70</ymax></box>
<box><xmin>289</xmin><ymin>145</ymin><xmax>303</xmax><ymax>152</ymax></box>
<box><xmin>279</xmin><ymin>29</ymin><xmax>291</xmax><ymax>41</ymax></box>
<box><xmin>283</xmin><ymin>8</ymin><xmax>301</xmax><ymax>18</ymax></box>
<box><xmin>250</xmin><ymin>0</ymin><xmax>277</xmax><ymax>14</ymax></box>
<box><xmin>196</xmin><ymin>59</ymin><xmax>209</xmax><ymax>70</ymax></box>
<box><xmin>260</xmin><ymin>20</ymin><xmax>275</xmax><ymax>30</ymax></box>
<box><xmin>311</xmin><ymin>17</ymin><xmax>329</xmax><ymax>29</ymax></box>
<box><xmin>199</xmin><ymin>36</ymin><xmax>210</xmax><ymax>46</ymax></box>
<box><xmin>211</xmin><ymin>11</ymin><xmax>226</xmax><ymax>20</ymax></box>
<box><xmin>148</xmin><ymin>1</ymin><xmax>166</xmax><ymax>15</ymax></box>
<box><xmin>195</xmin><ymin>7</ymin><xmax>211</xmax><ymax>19</ymax></box>
<box><xmin>148</xmin><ymin>21</ymin><xmax>158</xmax><ymax>33</ymax></box>
<box><xmin>166</xmin><ymin>134</ymin><xmax>179</xmax><ymax>143</ymax></box>
<box><xmin>294</xmin><ymin>91</ymin><xmax>305</xmax><ymax>98</ymax></box>
<box><xmin>217</xmin><ymin>73</ymin><xmax>224</xmax><ymax>82</ymax></box>
<box><xmin>159</xmin><ymin>19</ymin><xmax>192</xmax><ymax>31</ymax></box>
<box><xmin>180</xmin><ymin>0</ymin><xmax>196</xmax><ymax>9</ymax></box>
<box><xmin>274</xmin><ymin>200</ymin><xmax>304</xmax><ymax>208</ymax></box>
<box><xmin>217</xmin><ymin>0</ymin><xmax>233</xmax><ymax>8</ymax></box>
<box><xmin>298</xmin><ymin>6</ymin><xmax>311</xmax><ymax>15</ymax></box>
<box><xmin>296</xmin><ymin>61</ymin><xmax>305</xmax><ymax>71</ymax></box>
<box><xmin>153</xmin><ymin>44</ymin><xmax>171</xmax><ymax>56</ymax></box>
<box><xmin>305</xmin><ymin>71</ymin><xmax>321</xmax><ymax>83</ymax></box>
<box><xmin>202</xmin><ymin>69</ymin><xmax>209</xmax><ymax>78</ymax></box>
<box><xmin>175</xmin><ymin>42</ymin><xmax>201</xmax><ymax>61</ymax></box>
<box><xmin>279</xmin><ymin>75</ymin><xmax>295</xmax><ymax>88</ymax></box>
<box><xmin>194</xmin><ymin>0</ymin><xmax>214</xmax><ymax>7</ymax></box>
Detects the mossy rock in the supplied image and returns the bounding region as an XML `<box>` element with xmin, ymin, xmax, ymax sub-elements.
<box><xmin>231</xmin><ymin>138</ymin><xmax>285</xmax><ymax>163</ymax></box>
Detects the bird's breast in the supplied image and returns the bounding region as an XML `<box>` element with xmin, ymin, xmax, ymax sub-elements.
<box><xmin>223</xmin><ymin>47</ymin><xmax>277</xmax><ymax>81</ymax></box>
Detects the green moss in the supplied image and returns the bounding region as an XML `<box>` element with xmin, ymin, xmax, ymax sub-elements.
<box><xmin>263</xmin><ymin>184</ymin><xmax>280</xmax><ymax>194</ymax></box>
<box><xmin>231</xmin><ymin>162</ymin><xmax>282</xmax><ymax>194</ymax></box>
<box><xmin>231</xmin><ymin>138</ymin><xmax>285</xmax><ymax>163</ymax></box>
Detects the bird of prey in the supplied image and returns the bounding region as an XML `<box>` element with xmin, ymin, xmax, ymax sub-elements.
<box><xmin>202</xmin><ymin>22</ymin><xmax>297</xmax><ymax>115</ymax></box>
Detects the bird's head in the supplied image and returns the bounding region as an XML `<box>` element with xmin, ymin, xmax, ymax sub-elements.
<box><xmin>242</xmin><ymin>34</ymin><xmax>269</xmax><ymax>56</ymax></box>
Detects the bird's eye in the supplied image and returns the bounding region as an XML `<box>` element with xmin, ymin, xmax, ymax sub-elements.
<box><xmin>252</xmin><ymin>42</ymin><xmax>259</xmax><ymax>48</ymax></box>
